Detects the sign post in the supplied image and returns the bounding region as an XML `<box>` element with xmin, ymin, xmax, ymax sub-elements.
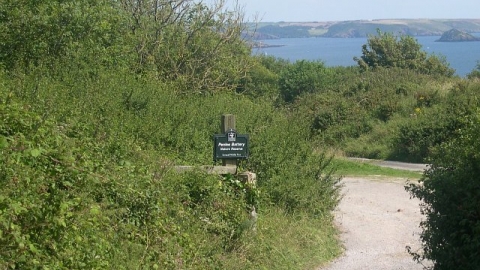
<box><xmin>214</xmin><ymin>114</ymin><xmax>249</xmax><ymax>166</ymax></box>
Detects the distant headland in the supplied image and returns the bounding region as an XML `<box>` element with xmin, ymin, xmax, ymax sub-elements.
<box><xmin>436</xmin><ymin>28</ymin><xmax>480</xmax><ymax>42</ymax></box>
<box><xmin>248</xmin><ymin>19</ymin><xmax>480</xmax><ymax>39</ymax></box>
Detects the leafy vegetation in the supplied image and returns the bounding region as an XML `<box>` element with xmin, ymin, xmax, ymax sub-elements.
<box><xmin>278</xmin><ymin>60</ymin><xmax>335</xmax><ymax>103</ymax></box>
<box><xmin>0</xmin><ymin>1</ymin><xmax>341</xmax><ymax>268</ymax></box>
<box><xmin>467</xmin><ymin>61</ymin><xmax>480</xmax><ymax>79</ymax></box>
<box><xmin>1</xmin><ymin>1</ymin><xmax>480</xmax><ymax>269</ymax></box>
<box><xmin>354</xmin><ymin>30</ymin><xmax>455</xmax><ymax>77</ymax></box>
<box><xmin>406</xmin><ymin>112</ymin><xmax>480</xmax><ymax>269</ymax></box>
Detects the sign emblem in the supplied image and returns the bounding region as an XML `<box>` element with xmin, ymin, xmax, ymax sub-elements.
<box><xmin>227</xmin><ymin>129</ymin><xmax>237</xmax><ymax>142</ymax></box>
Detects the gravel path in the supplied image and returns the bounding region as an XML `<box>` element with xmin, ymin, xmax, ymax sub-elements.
<box><xmin>319</xmin><ymin>176</ymin><xmax>430</xmax><ymax>270</ymax></box>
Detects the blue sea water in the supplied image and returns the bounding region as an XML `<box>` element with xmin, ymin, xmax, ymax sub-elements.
<box><xmin>254</xmin><ymin>35</ymin><xmax>480</xmax><ymax>77</ymax></box>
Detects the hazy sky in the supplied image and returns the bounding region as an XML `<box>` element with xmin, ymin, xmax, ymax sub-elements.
<box><xmin>217</xmin><ymin>0</ymin><xmax>479</xmax><ymax>22</ymax></box>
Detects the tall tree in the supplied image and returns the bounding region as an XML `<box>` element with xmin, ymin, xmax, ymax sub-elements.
<box><xmin>354</xmin><ymin>30</ymin><xmax>455</xmax><ymax>77</ymax></box>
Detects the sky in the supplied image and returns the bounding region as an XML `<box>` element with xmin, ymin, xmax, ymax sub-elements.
<box><xmin>214</xmin><ymin>0</ymin><xmax>479</xmax><ymax>22</ymax></box>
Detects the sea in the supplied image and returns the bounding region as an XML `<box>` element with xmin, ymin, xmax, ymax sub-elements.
<box><xmin>254</xmin><ymin>35</ymin><xmax>480</xmax><ymax>77</ymax></box>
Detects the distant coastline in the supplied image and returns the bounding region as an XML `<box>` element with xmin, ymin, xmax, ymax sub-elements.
<box><xmin>249</xmin><ymin>19</ymin><xmax>480</xmax><ymax>39</ymax></box>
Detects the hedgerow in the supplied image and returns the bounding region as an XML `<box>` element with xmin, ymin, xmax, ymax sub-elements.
<box><xmin>0</xmin><ymin>88</ymin><xmax>259</xmax><ymax>269</ymax></box>
<box><xmin>406</xmin><ymin>111</ymin><xmax>480</xmax><ymax>269</ymax></box>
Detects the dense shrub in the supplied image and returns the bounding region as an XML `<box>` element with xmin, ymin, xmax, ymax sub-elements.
<box><xmin>342</xmin><ymin>119</ymin><xmax>393</xmax><ymax>159</ymax></box>
<box><xmin>0</xmin><ymin>58</ymin><xmax>343</xmax><ymax>268</ymax></box>
<box><xmin>466</xmin><ymin>61</ymin><xmax>480</xmax><ymax>79</ymax></box>
<box><xmin>0</xmin><ymin>92</ymin><xmax>115</xmax><ymax>268</ymax></box>
<box><xmin>406</xmin><ymin>112</ymin><xmax>480</xmax><ymax>269</ymax></box>
<box><xmin>390</xmin><ymin>81</ymin><xmax>480</xmax><ymax>162</ymax></box>
<box><xmin>278</xmin><ymin>60</ymin><xmax>335</xmax><ymax>102</ymax></box>
<box><xmin>390</xmin><ymin>111</ymin><xmax>459</xmax><ymax>162</ymax></box>
<box><xmin>5</xmin><ymin>1</ymin><xmax>479</xmax><ymax>268</ymax></box>
<box><xmin>0</xmin><ymin>84</ymin><xmax>259</xmax><ymax>269</ymax></box>
<box><xmin>354</xmin><ymin>30</ymin><xmax>455</xmax><ymax>77</ymax></box>
<box><xmin>246</xmin><ymin>112</ymin><xmax>341</xmax><ymax>217</ymax></box>
<box><xmin>237</xmin><ymin>55</ymin><xmax>289</xmax><ymax>99</ymax></box>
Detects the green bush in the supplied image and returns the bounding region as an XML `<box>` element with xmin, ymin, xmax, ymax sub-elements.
<box><xmin>390</xmin><ymin>82</ymin><xmax>480</xmax><ymax>162</ymax></box>
<box><xmin>467</xmin><ymin>61</ymin><xmax>480</xmax><ymax>79</ymax></box>
<box><xmin>246</xmin><ymin>112</ymin><xmax>341</xmax><ymax>217</ymax></box>
<box><xmin>238</xmin><ymin>55</ymin><xmax>288</xmax><ymax>100</ymax></box>
<box><xmin>343</xmin><ymin>120</ymin><xmax>393</xmax><ymax>159</ymax></box>
<box><xmin>354</xmin><ymin>30</ymin><xmax>455</xmax><ymax>77</ymax></box>
<box><xmin>0</xmin><ymin>92</ymin><xmax>115</xmax><ymax>269</ymax></box>
<box><xmin>0</xmin><ymin>86</ymin><xmax>259</xmax><ymax>269</ymax></box>
<box><xmin>390</xmin><ymin>111</ymin><xmax>458</xmax><ymax>162</ymax></box>
<box><xmin>278</xmin><ymin>60</ymin><xmax>334</xmax><ymax>103</ymax></box>
<box><xmin>0</xmin><ymin>62</ymin><xmax>344</xmax><ymax>268</ymax></box>
<box><xmin>406</xmin><ymin>112</ymin><xmax>480</xmax><ymax>269</ymax></box>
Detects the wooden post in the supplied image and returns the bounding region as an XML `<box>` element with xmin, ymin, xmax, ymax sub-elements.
<box><xmin>221</xmin><ymin>114</ymin><xmax>237</xmax><ymax>167</ymax></box>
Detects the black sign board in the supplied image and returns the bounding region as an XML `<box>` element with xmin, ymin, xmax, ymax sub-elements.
<box><xmin>213</xmin><ymin>129</ymin><xmax>249</xmax><ymax>160</ymax></box>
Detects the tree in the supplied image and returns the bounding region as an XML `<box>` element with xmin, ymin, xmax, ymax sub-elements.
<box><xmin>237</xmin><ymin>55</ymin><xmax>286</xmax><ymax>99</ymax></box>
<box><xmin>467</xmin><ymin>61</ymin><xmax>480</xmax><ymax>79</ymax></box>
<box><xmin>0</xmin><ymin>0</ymin><xmax>123</xmax><ymax>72</ymax></box>
<box><xmin>354</xmin><ymin>30</ymin><xmax>454</xmax><ymax>77</ymax></box>
<box><xmin>0</xmin><ymin>0</ymin><xmax>252</xmax><ymax>92</ymax></box>
<box><xmin>120</xmin><ymin>0</ymin><xmax>253</xmax><ymax>92</ymax></box>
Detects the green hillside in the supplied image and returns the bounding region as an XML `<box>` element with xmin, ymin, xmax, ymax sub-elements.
<box><xmin>253</xmin><ymin>19</ymin><xmax>480</xmax><ymax>38</ymax></box>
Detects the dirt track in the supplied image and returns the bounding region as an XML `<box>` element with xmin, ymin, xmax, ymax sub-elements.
<box><xmin>319</xmin><ymin>176</ymin><xmax>430</xmax><ymax>270</ymax></box>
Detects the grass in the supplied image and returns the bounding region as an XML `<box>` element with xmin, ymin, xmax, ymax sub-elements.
<box><xmin>329</xmin><ymin>158</ymin><xmax>423</xmax><ymax>179</ymax></box>
<box><xmin>222</xmin><ymin>208</ymin><xmax>341</xmax><ymax>270</ymax></box>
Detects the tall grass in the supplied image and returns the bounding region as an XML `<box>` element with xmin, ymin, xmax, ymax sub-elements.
<box><xmin>221</xmin><ymin>208</ymin><xmax>341</xmax><ymax>270</ymax></box>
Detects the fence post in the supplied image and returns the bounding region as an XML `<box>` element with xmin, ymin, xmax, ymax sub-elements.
<box><xmin>221</xmin><ymin>114</ymin><xmax>237</xmax><ymax>167</ymax></box>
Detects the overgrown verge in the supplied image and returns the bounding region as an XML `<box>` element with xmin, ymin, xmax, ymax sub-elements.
<box><xmin>277</xmin><ymin>65</ymin><xmax>480</xmax><ymax>163</ymax></box>
<box><xmin>0</xmin><ymin>65</ymin><xmax>341</xmax><ymax>268</ymax></box>
<box><xmin>0</xmin><ymin>88</ymin><xmax>251</xmax><ymax>268</ymax></box>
